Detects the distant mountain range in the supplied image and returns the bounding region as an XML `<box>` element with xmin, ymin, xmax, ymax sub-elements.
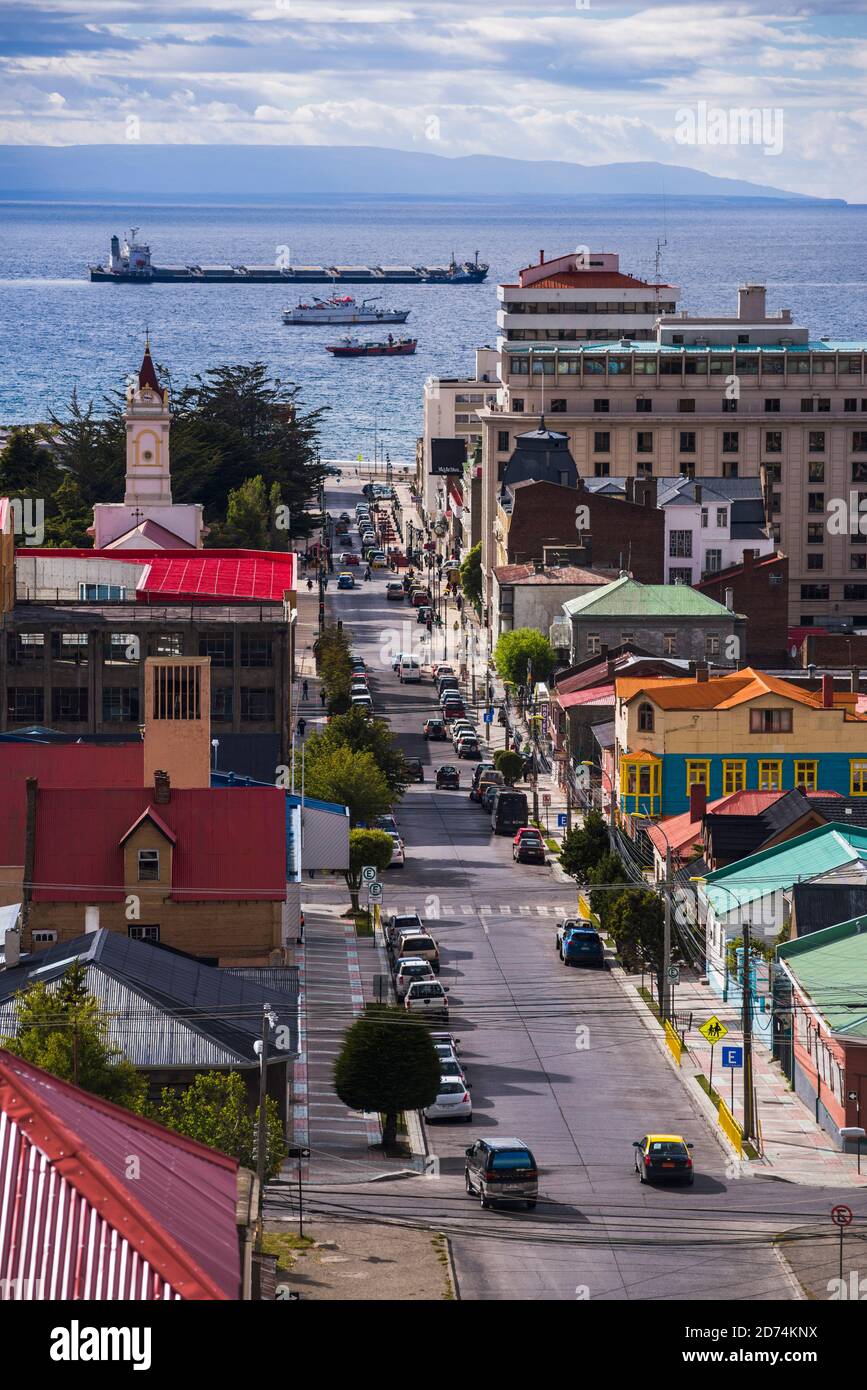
<box><xmin>0</xmin><ymin>144</ymin><xmax>844</xmax><ymax>204</ymax></box>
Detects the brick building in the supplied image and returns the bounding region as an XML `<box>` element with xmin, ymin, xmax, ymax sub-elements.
<box><xmin>696</xmin><ymin>549</ymin><xmax>790</xmax><ymax>665</ymax></box>
<box><xmin>494</xmin><ymin>476</ymin><xmax>664</xmax><ymax>579</ymax></box>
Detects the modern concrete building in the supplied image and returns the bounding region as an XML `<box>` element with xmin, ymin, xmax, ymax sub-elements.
<box><xmin>419</xmin><ymin>347</ymin><xmax>498</xmax><ymax>533</ymax></box>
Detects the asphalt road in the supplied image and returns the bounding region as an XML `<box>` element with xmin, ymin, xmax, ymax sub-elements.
<box><xmin>289</xmin><ymin>477</ymin><xmax>867</xmax><ymax>1302</ymax></box>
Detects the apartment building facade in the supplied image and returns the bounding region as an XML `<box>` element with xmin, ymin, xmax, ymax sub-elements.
<box><xmin>475</xmin><ymin>250</ymin><xmax>867</xmax><ymax>629</ymax></box>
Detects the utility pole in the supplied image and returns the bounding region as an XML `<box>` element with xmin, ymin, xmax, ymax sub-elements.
<box><xmin>661</xmin><ymin>844</ymin><xmax>673</xmax><ymax>1022</ymax></box>
<box><xmin>256</xmin><ymin>1004</ymin><xmax>273</xmax><ymax>1245</ymax></box>
<box><xmin>742</xmin><ymin>922</ymin><xmax>756</xmax><ymax>1140</ymax></box>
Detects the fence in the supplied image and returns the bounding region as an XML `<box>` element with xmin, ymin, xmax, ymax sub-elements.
<box><xmin>717</xmin><ymin>1098</ymin><xmax>744</xmax><ymax>1157</ymax></box>
<box><xmin>664</xmin><ymin>1020</ymin><xmax>682</xmax><ymax>1066</ymax></box>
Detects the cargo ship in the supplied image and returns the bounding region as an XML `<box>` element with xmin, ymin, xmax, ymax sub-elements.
<box><xmin>282</xmin><ymin>294</ymin><xmax>409</xmax><ymax>325</ymax></box>
<box><xmin>89</xmin><ymin>231</ymin><xmax>489</xmax><ymax>284</ymax></box>
<box><xmin>325</xmin><ymin>336</ymin><xmax>417</xmax><ymax>357</ymax></box>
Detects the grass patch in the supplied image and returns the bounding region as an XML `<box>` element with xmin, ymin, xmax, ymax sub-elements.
<box><xmin>545</xmin><ymin>838</ymin><xmax>561</xmax><ymax>855</ymax></box>
<box><xmin>638</xmin><ymin>985</ymin><xmax>664</xmax><ymax>1026</ymax></box>
<box><xmin>432</xmin><ymin>1233</ymin><xmax>455</xmax><ymax>1300</ymax></box>
<box><xmin>261</xmin><ymin>1231</ymin><xmax>315</xmax><ymax>1274</ymax></box>
<box><xmin>354</xmin><ymin>910</ymin><xmax>373</xmax><ymax>937</ymax></box>
<box><xmin>693</xmin><ymin>1075</ymin><xmax>760</xmax><ymax>1160</ymax></box>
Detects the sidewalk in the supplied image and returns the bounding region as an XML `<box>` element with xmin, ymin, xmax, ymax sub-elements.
<box><xmin>626</xmin><ymin>959</ymin><xmax>867</xmax><ymax>1188</ymax></box>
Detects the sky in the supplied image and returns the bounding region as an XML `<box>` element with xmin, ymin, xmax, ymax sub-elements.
<box><xmin>2</xmin><ymin>0</ymin><xmax>867</xmax><ymax>199</ymax></box>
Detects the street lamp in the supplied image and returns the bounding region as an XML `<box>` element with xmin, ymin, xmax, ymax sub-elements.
<box><xmin>631</xmin><ymin>811</ymin><xmax>674</xmax><ymax>1022</ymax></box>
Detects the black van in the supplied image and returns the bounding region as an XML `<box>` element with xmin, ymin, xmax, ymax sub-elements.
<box><xmin>491</xmin><ymin>789</ymin><xmax>529</xmax><ymax>835</ymax></box>
<box><xmin>465</xmin><ymin>1137</ymin><xmax>538</xmax><ymax>1210</ymax></box>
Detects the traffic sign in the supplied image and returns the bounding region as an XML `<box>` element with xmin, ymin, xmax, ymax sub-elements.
<box><xmin>368</xmin><ymin>882</ymin><xmax>383</xmax><ymax>903</ymax></box>
<box><xmin>542</xmin><ymin>793</ymin><xmax>552</xmax><ymax>807</ymax></box>
<box><xmin>557</xmin><ymin>813</ymin><xmax>568</xmax><ymax>828</ymax></box>
<box><xmin>287</xmin><ymin>1146</ymin><xmax>311</xmax><ymax>1159</ymax></box>
<box><xmin>483</xmin><ymin>708</ymin><xmax>495</xmax><ymax>724</ymax></box>
<box><xmin>722</xmin><ymin>1045</ymin><xmax>743</xmax><ymax>1069</ymax></box>
<box><xmin>361</xmin><ymin>865</ymin><xmax>378</xmax><ymax>884</ymax></box>
<box><xmin>699</xmin><ymin>1015</ymin><xmax>728</xmax><ymax>1044</ymax></box>
<box><xmin>832</xmin><ymin>1204</ymin><xmax>853</xmax><ymax>1227</ymax></box>
<box><xmin>666</xmin><ymin>965</ymin><xmax>680</xmax><ymax>983</ymax></box>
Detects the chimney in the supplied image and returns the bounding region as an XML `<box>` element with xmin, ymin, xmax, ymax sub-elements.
<box><xmin>22</xmin><ymin>777</ymin><xmax>37</xmax><ymax>936</ymax></box>
<box><xmin>643</xmin><ymin>477</ymin><xmax>657</xmax><ymax>508</ymax></box>
<box><xmin>689</xmin><ymin>782</ymin><xmax>707</xmax><ymax>824</ymax></box>
<box><xmin>724</xmin><ymin>586</ymin><xmax>734</xmax><ymax>611</ymax></box>
<box><xmin>540</xmin><ymin>249</ymin><xmax>545</xmax><ymax>264</ymax></box>
<box><xmin>599</xmin><ymin>643</ymin><xmax>609</xmax><ymax>664</ymax></box>
<box><xmin>695</xmin><ymin>663</ymin><xmax>710</xmax><ymax>684</ymax></box>
<box><xmin>154</xmin><ymin>769</ymin><xmax>171</xmax><ymax>804</ymax></box>
<box><xmin>738</xmin><ymin>284</ymin><xmax>767</xmax><ymax>322</ymax></box>
<box><xmin>607</xmin><ymin>657</ymin><xmax>617</xmax><ymax>679</ymax></box>
<box><xmin>3</xmin><ymin>929</ymin><xmax>20</xmax><ymax>969</ymax></box>
<box><xmin>624</xmin><ymin>478</ymin><xmax>635</xmax><ymax>503</ymax></box>
<box><xmin>743</xmin><ymin>548</ymin><xmax>754</xmax><ymax>572</ymax></box>
<box><xmin>851</xmin><ymin>667</ymin><xmax>861</xmax><ymax>694</ymax></box>
<box><xmin>694</xmin><ymin>484</ymin><xmax>702</xmax><ymax>506</ymax></box>
<box><xmin>821</xmin><ymin>673</ymin><xmax>834</xmax><ymax>709</ymax></box>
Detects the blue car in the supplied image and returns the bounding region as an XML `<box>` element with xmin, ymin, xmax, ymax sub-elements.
<box><xmin>562</xmin><ymin>926</ymin><xmax>606</xmax><ymax>970</ymax></box>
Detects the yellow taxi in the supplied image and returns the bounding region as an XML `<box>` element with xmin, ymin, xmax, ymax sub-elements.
<box><xmin>633</xmin><ymin>1133</ymin><xmax>694</xmax><ymax>1185</ymax></box>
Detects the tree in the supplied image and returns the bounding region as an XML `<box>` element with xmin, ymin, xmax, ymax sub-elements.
<box><xmin>493</xmin><ymin>749</ymin><xmax>523</xmax><ymax>785</ymax></box>
<box><xmin>209</xmin><ymin>475</ymin><xmax>270</xmax><ymax>548</ymax></box>
<box><xmin>304</xmin><ymin>745</ymin><xmax>392</xmax><ymax>827</ymax></box>
<box><xmin>0</xmin><ymin>427</ymin><xmax>61</xmax><ymax>501</ymax></box>
<box><xmin>606</xmin><ymin>890</ymin><xmax>680</xmax><ymax>1011</ymax></box>
<box><xmin>41</xmin><ymin>474</ymin><xmax>93</xmax><ymax>548</ymax></box>
<box><xmin>316</xmin><ymin>624</ymin><xmax>353</xmax><ymax>713</ymax></box>
<box><xmin>559</xmin><ymin>811</ymin><xmax>610</xmax><ymax>883</ymax></box>
<box><xmin>2</xmin><ymin>960</ymin><xmax>147</xmax><ymax>1113</ymax></box>
<box><xmin>345</xmin><ymin>828</ymin><xmax>394</xmax><ymax>913</ymax></box>
<box><xmin>153</xmin><ymin>1070</ymin><xmax>285</xmax><ymax>1180</ymax></box>
<box><xmin>334</xmin><ymin>1007</ymin><xmax>441</xmax><ymax>1147</ymax></box>
<box><xmin>459</xmin><ymin>542</ymin><xmax>482</xmax><ymax>609</ymax></box>
<box><xmin>306</xmin><ymin>707</ymin><xmax>409</xmax><ymax>798</ymax></box>
<box><xmin>587</xmin><ymin>852</ymin><xmax>629</xmax><ymax>931</ymax></box>
<box><xmin>494</xmin><ymin>628</ymin><xmax>556</xmax><ymax>688</ymax></box>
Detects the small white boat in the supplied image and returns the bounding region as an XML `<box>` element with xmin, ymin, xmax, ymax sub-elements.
<box><xmin>282</xmin><ymin>294</ymin><xmax>410</xmax><ymax>325</ymax></box>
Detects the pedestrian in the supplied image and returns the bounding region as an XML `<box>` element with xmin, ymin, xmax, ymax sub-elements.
<box><xmin>320</xmin><ymin>689</ymin><xmax>327</xmax><ymax>707</ymax></box>
<box><xmin>297</xmin><ymin>717</ymin><xmax>307</xmax><ymax>738</ymax></box>
<box><xmin>306</xmin><ymin>577</ymin><xmax>313</xmax><ymax>591</ymax></box>
<box><xmin>302</xmin><ymin>678</ymin><xmax>309</xmax><ymax>700</ymax></box>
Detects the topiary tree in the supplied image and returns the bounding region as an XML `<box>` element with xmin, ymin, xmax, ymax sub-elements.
<box><xmin>559</xmin><ymin>810</ymin><xmax>610</xmax><ymax>883</ymax></box>
<box><xmin>493</xmin><ymin>628</ymin><xmax>556</xmax><ymax>688</ymax></box>
<box><xmin>346</xmin><ymin>828</ymin><xmax>393</xmax><ymax>913</ymax></box>
<box><xmin>334</xmin><ymin>1007</ymin><xmax>442</xmax><ymax>1147</ymax></box>
<box><xmin>493</xmin><ymin>748</ymin><xmax>524</xmax><ymax>785</ymax></box>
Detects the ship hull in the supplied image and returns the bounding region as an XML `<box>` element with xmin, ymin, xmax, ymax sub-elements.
<box><xmin>282</xmin><ymin>310</ymin><xmax>410</xmax><ymax>325</ymax></box>
<box><xmin>90</xmin><ymin>266</ymin><xmax>487</xmax><ymax>285</ymax></box>
<box><xmin>326</xmin><ymin>341</ymin><xmax>417</xmax><ymax>357</ymax></box>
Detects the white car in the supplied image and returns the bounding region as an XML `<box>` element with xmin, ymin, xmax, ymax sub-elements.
<box><xmin>386</xmin><ymin>833</ymin><xmax>406</xmax><ymax>867</ymax></box>
<box><xmin>404</xmin><ymin>979</ymin><xmax>449</xmax><ymax>1018</ymax></box>
<box><xmin>394</xmin><ymin>957</ymin><xmax>434</xmax><ymax>998</ymax></box>
<box><xmin>424</xmin><ymin>1078</ymin><xmax>472</xmax><ymax>1122</ymax></box>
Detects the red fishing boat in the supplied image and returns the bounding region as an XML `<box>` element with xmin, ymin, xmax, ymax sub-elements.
<box><xmin>325</xmin><ymin>335</ymin><xmax>417</xmax><ymax>358</ymax></box>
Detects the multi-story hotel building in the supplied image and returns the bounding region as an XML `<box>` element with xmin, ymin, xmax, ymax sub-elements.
<box><xmin>473</xmin><ymin>248</ymin><xmax>867</xmax><ymax>632</ymax></box>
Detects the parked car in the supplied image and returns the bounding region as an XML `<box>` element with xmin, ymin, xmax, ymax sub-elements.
<box><xmin>405</xmin><ymin>757</ymin><xmax>425</xmax><ymax>783</ymax></box>
<box><xmin>562</xmin><ymin>926</ymin><xmax>605</xmax><ymax>969</ymax></box>
<box><xmin>395</xmin><ymin>931</ymin><xmax>440</xmax><ymax>973</ymax></box>
<box><xmin>441</xmin><ymin>701</ymin><xmax>466</xmax><ymax>723</ymax></box>
<box><xmin>351</xmin><ymin>693</ymin><xmax>374</xmax><ymax>713</ymax></box>
<box><xmin>371</xmin><ymin>554</ymin><xmax>388</xmax><ymax>569</ymax></box>
<box><xmin>633</xmin><ymin>1134</ymin><xmax>695</xmax><ymax>1185</ymax></box>
<box><xmin>555</xmin><ymin>919</ymin><xmax>585</xmax><ymax>956</ymax></box>
<box><xmin>481</xmin><ymin>782</ymin><xmax>500</xmax><ymax>813</ymax></box>
<box><xmin>423</xmin><ymin>718</ymin><xmax>446</xmax><ymax>740</ymax></box>
<box><xmin>433</xmin><ymin>1040</ymin><xmax>462</xmax><ymax>1068</ymax></box>
<box><xmin>410</xmin><ymin>589</ymin><xmax>431</xmax><ymax>608</ymax></box>
<box><xmin>491</xmin><ymin>789</ymin><xmax>529</xmax><ymax>836</ymax></box>
<box><xmin>476</xmin><ymin>769</ymin><xmax>504</xmax><ymax>806</ymax></box>
<box><xmin>404</xmin><ymin>979</ymin><xmax>449</xmax><ymax>1019</ymax></box>
<box><xmin>438</xmin><ymin>1057</ymin><xmax>466</xmax><ymax>1083</ymax></box>
<box><xmin>430</xmin><ymin>1030</ymin><xmax>461</xmax><ymax>1054</ymax></box>
<box><xmin>351</xmin><ymin>658</ymin><xmax>366</xmax><ymax>674</ymax></box>
<box><xmin>470</xmin><ymin>763</ymin><xmax>497</xmax><ymax>801</ymax></box>
<box><xmin>451</xmin><ymin>719</ymin><xmax>476</xmax><ymax>744</ymax></box>
<box><xmin>387</xmin><ymin>911</ymin><xmax>424</xmax><ymax>948</ymax></box>
<box><xmin>375</xmin><ymin>813</ymin><xmax>398</xmax><ymax>837</ymax></box>
<box><xmin>337</xmin><ymin>571</ymin><xmax>355</xmax><ymax>590</ymax></box>
<box><xmin>339</xmin><ymin>551</ymin><xmax>359</xmax><ymax>565</ymax></box>
<box><xmin>432</xmin><ymin>663</ymin><xmax>455</xmax><ymax>681</ymax></box>
<box><xmin>437</xmin><ymin>676</ymin><xmax>460</xmax><ymax>696</ymax></box>
<box><xmin>386</xmin><ymin>833</ymin><xmax>406</xmax><ymax>867</ymax></box>
<box><xmin>464</xmin><ymin>1138</ymin><xmax>538</xmax><ymax>1210</ymax></box>
<box><xmin>394</xmin><ymin>957</ymin><xmax>435</xmax><ymax>999</ymax></box>
<box><xmin>425</xmin><ymin>1079</ymin><xmax>472</xmax><ymax>1123</ymax></box>
<box><xmin>386</xmin><ymin>580</ymin><xmax>405</xmax><ymax>600</ymax></box>
<box><xmin>436</xmin><ymin>765</ymin><xmax>460</xmax><ymax>789</ymax></box>
<box><xmin>513</xmin><ymin>827</ymin><xmax>546</xmax><ymax>864</ymax></box>
<box><xmin>399</xmin><ymin>657</ymin><xmax>421</xmax><ymax>683</ymax></box>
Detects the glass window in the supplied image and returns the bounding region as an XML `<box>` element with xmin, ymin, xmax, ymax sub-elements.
<box><xmin>594</xmin><ymin>431</ymin><xmax>610</xmax><ymax>452</ymax></box>
<box><xmin>637</xmin><ymin>702</ymin><xmax>654</xmax><ymax>731</ymax></box>
<box><xmin>587</xmin><ymin>633</ymin><xmax>601</xmax><ymax>654</ymax></box>
<box><xmin>593</xmin><ymin>399</ymin><xmax>610</xmax><ymax>413</ymax></box>
<box><xmin>102</xmin><ymin>687</ymin><xmax>139</xmax><ymax>723</ymax></box>
<box><xmin>150</xmin><ymin>632</ymin><xmax>184</xmax><ymax>657</ymax></box>
<box><xmin>808</xmin><ymin>460</ymin><xmax>825</xmax><ymax>482</ymax></box>
<box><xmin>716</xmin><ymin>508</ymin><xmax>727</xmax><ymax>528</ymax></box>
<box><xmin>211</xmin><ymin>686</ymin><xmax>234</xmax><ymax>720</ymax></box>
<box><xmin>809</xmin><ymin>431</ymin><xmax>826</xmax><ymax>452</ymax></box>
<box><xmin>722</xmin><ymin>431</ymin><xmax>739</xmax><ymax>452</ymax></box>
<box><xmin>686</xmin><ymin>760</ymin><xmax>710</xmax><ymax>791</ymax></box>
<box><xmin>764</xmin><ymin>431</ymin><xmax>782</xmax><ymax>453</ymax></box>
<box><xmin>128</xmin><ymin>925</ymin><xmax>160</xmax><ymax>942</ymax></box>
<box><xmin>794</xmin><ymin>761</ymin><xmax>818</xmax><ymax>792</ymax></box>
<box><xmin>636</xmin><ymin>431</ymin><xmax>653</xmax><ymax>453</ymax></box>
<box><xmin>758</xmin><ymin>760</ymin><xmax>783</xmax><ymax>791</ymax></box>
<box><xmin>199</xmin><ymin>633</ymin><xmax>234</xmax><ymax>667</ymax></box>
<box><xmin>750</xmin><ymin>708</ymin><xmax>792</xmax><ymax>733</ymax></box>
<box><xmin>679</xmin><ymin>431</ymin><xmax>696</xmax><ymax>453</ymax></box>
<box><xmin>7</xmin><ymin>688</ymin><xmax>43</xmax><ymax>722</ymax></box>
<box><xmin>851</xmin><ymin>760</ymin><xmax>867</xmax><ymax>796</ymax></box>
<box><xmin>51</xmin><ymin>688</ymin><xmax>87</xmax><ymax>722</ymax></box>
<box><xmin>51</xmin><ymin>633</ymin><xmax>88</xmax><ymax>664</ymax></box>
<box><xmin>669</xmin><ymin>530</ymin><xmax>693</xmax><ymax>558</ymax></box>
<box><xmin>722</xmin><ymin>761</ymin><xmax>746</xmax><ymax>795</ymax></box>
<box><xmin>662</xmin><ymin>633</ymin><xmax>677</xmax><ymax>656</ymax></box>
<box><xmin>705</xmin><ymin>634</ymin><xmax>720</xmax><ymax>657</ymax></box>
<box><xmin>241</xmin><ymin>688</ymin><xmax>275</xmax><ymax>721</ymax></box>
<box><xmin>138</xmin><ymin>849</ymin><xmax>160</xmax><ymax>882</ymax></box>
<box><xmin>240</xmin><ymin>636</ymin><xmax>273</xmax><ymax>668</ymax></box>
<box><xmin>8</xmin><ymin>633</ymin><xmax>44</xmax><ymax>665</ymax></box>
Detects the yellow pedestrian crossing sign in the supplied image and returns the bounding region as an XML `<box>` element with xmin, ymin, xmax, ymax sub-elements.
<box><xmin>699</xmin><ymin>1015</ymin><xmax>728</xmax><ymax>1044</ymax></box>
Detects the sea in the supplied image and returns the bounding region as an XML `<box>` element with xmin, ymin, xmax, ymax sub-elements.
<box><xmin>1</xmin><ymin>196</ymin><xmax>866</xmax><ymax>460</ymax></box>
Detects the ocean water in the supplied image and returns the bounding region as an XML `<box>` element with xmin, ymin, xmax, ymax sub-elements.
<box><xmin>1</xmin><ymin>196</ymin><xmax>866</xmax><ymax>459</ymax></box>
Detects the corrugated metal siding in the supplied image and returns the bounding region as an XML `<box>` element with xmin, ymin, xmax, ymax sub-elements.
<box><xmin>301</xmin><ymin>804</ymin><xmax>350</xmax><ymax>872</ymax></box>
<box><xmin>0</xmin><ymin>1112</ymin><xmax>179</xmax><ymax>1299</ymax></box>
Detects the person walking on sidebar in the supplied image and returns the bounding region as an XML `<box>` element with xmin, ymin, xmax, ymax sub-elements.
<box><xmin>302</xmin><ymin>678</ymin><xmax>309</xmax><ymax>701</ymax></box>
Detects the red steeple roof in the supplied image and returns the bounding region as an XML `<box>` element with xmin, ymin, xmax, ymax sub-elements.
<box><xmin>138</xmin><ymin>338</ymin><xmax>162</xmax><ymax>393</ymax></box>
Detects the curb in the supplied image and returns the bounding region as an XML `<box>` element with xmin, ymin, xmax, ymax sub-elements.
<box><xmin>440</xmin><ymin>1234</ymin><xmax>461</xmax><ymax>1301</ymax></box>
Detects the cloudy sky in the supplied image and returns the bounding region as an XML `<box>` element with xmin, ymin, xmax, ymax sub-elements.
<box><xmin>2</xmin><ymin>0</ymin><xmax>867</xmax><ymax>199</ymax></box>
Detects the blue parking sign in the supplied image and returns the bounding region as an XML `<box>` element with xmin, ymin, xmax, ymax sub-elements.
<box><xmin>722</xmin><ymin>1046</ymin><xmax>743</xmax><ymax>1068</ymax></box>
<box><xmin>557</xmin><ymin>813</ymin><xmax>568</xmax><ymax>828</ymax></box>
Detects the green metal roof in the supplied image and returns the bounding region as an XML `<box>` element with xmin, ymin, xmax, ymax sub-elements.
<box><xmin>562</xmin><ymin>575</ymin><xmax>736</xmax><ymax>619</ymax></box>
<box><xmin>778</xmin><ymin>915</ymin><xmax>867</xmax><ymax>1038</ymax></box>
<box><xmin>703</xmin><ymin>823</ymin><xmax>867</xmax><ymax>917</ymax></box>
<box><xmin>505</xmin><ymin>341</ymin><xmax>867</xmax><ymax>355</ymax></box>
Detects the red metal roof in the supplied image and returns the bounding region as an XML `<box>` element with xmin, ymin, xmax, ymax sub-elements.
<box><xmin>0</xmin><ymin>744</ymin><xmax>144</xmax><ymax>866</ymax></box>
<box><xmin>0</xmin><ymin>1049</ymin><xmax>239</xmax><ymax>1299</ymax></box>
<box><xmin>32</xmin><ymin>787</ymin><xmax>286</xmax><ymax>902</ymax></box>
<box><xmin>18</xmin><ymin>548</ymin><xmax>296</xmax><ymax>603</ymax></box>
<box><xmin>557</xmin><ymin>684</ymin><xmax>615</xmax><ymax>710</ymax></box>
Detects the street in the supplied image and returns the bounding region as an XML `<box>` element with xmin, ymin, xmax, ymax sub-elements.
<box><xmin>283</xmin><ymin>476</ymin><xmax>867</xmax><ymax>1301</ymax></box>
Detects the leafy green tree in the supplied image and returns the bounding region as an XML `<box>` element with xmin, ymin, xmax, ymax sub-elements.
<box><xmin>2</xmin><ymin>960</ymin><xmax>147</xmax><ymax>1112</ymax></box>
<box><xmin>587</xmin><ymin>852</ymin><xmax>629</xmax><ymax>931</ymax></box>
<box><xmin>334</xmin><ymin>1007</ymin><xmax>441</xmax><ymax>1147</ymax></box>
<box><xmin>606</xmin><ymin>889</ymin><xmax>680</xmax><ymax>1011</ymax></box>
<box><xmin>268</xmin><ymin>481</ymin><xmax>290</xmax><ymax>551</ymax></box>
<box><xmin>317</xmin><ymin>624</ymin><xmax>354</xmax><ymax>714</ymax></box>
<box><xmin>0</xmin><ymin>427</ymin><xmax>61</xmax><ymax>502</ymax></box>
<box><xmin>494</xmin><ymin>628</ymin><xmax>556</xmax><ymax>688</ymax></box>
<box><xmin>459</xmin><ymin>542</ymin><xmax>482</xmax><ymax>609</ymax></box>
<box><xmin>559</xmin><ymin>811</ymin><xmax>610</xmax><ymax>883</ymax></box>
<box><xmin>306</xmin><ymin>707</ymin><xmax>408</xmax><ymax>798</ymax></box>
<box><xmin>153</xmin><ymin>1070</ymin><xmax>285</xmax><ymax>1180</ymax></box>
<box><xmin>210</xmin><ymin>475</ymin><xmax>270</xmax><ymax>548</ymax></box>
<box><xmin>48</xmin><ymin>388</ymin><xmax>126</xmax><ymax>509</ymax></box>
<box><xmin>304</xmin><ymin>745</ymin><xmax>392</xmax><ymax>827</ymax></box>
<box><xmin>42</xmin><ymin>474</ymin><xmax>93</xmax><ymax>548</ymax></box>
<box><xmin>493</xmin><ymin>749</ymin><xmax>523</xmax><ymax>785</ymax></box>
<box><xmin>345</xmin><ymin>828</ymin><xmax>393</xmax><ymax>913</ymax></box>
